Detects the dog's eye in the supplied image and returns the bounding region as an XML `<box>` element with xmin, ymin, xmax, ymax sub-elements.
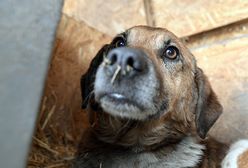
<box><xmin>115</xmin><ymin>39</ymin><xmax>126</xmax><ymax>47</ymax></box>
<box><xmin>164</xmin><ymin>46</ymin><xmax>178</xmax><ymax>59</ymax></box>
<box><xmin>113</xmin><ymin>37</ymin><xmax>126</xmax><ymax>48</ymax></box>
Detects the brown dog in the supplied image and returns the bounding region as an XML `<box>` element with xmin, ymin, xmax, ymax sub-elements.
<box><xmin>74</xmin><ymin>26</ymin><xmax>228</xmax><ymax>168</ymax></box>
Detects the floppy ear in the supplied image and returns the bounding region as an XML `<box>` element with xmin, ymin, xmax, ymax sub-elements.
<box><xmin>195</xmin><ymin>68</ymin><xmax>223</xmax><ymax>139</ymax></box>
<box><xmin>81</xmin><ymin>45</ymin><xmax>110</xmax><ymax>109</ymax></box>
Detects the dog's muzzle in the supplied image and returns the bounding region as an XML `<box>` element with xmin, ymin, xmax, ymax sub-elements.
<box><xmin>94</xmin><ymin>47</ymin><xmax>161</xmax><ymax>120</ymax></box>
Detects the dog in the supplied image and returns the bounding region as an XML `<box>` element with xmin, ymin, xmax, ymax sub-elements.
<box><xmin>73</xmin><ymin>26</ymin><xmax>228</xmax><ymax>168</ymax></box>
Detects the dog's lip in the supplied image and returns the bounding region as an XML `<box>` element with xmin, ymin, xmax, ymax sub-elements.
<box><xmin>109</xmin><ymin>93</ymin><xmax>126</xmax><ymax>99</ymax></box>
<box><xmin>99</xmin><ymin>92</ymin><xmax>143</xmax><ymax>109</ymax></box>
<box><xmin>99</xmin><ymin>92</ymin><xmax>128</xmax><ymax>102</ymax></box>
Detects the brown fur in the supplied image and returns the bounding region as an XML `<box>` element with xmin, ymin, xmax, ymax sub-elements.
<box><xmin>75</xmin><ymin>26</ymin><xmax>228</xmax><ymax>168</ymax></box>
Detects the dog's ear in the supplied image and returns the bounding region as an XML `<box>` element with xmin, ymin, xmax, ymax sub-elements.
<box><xmin>81</xmin><ymin>45</ymin><xmax>110</xmax><ymax>109</ymax></box>
<box><xmin>195</xmin><ymin>68</ymin><xmax>223</xmax><ymax>139</ymax></box>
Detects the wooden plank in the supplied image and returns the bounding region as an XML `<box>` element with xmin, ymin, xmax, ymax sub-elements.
<box><xmin>63</xmin><ymin>0</ymin><xmax>146</xmax><ymax>37</ymax></box>
<box><xmin>151</xmin><ymin>0</ymin><xmax>248</xmax><ymax>37</ymax></box>
<box><xmin>45</xmin><ymin>14</ymin><xmax>111</xmax><ymax>141</ymax></box>
<box><xmin>186</xmin><ymin>20</ymin><xmax>248</xmax><ymax>143</ymax></box>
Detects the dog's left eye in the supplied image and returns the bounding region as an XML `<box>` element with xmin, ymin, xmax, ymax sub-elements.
<box><xmin>113</xmin><ymin>37</ymin><xmax>126</xmax><ymax>48</ymax></box>
<box><xmin>163</xmin><ymin>46</ymin><xmax>179</xmax><ymax>59</ymax></box>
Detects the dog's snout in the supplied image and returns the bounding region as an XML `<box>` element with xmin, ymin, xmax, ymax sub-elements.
<box><xmin>106</xmin><ymin>47</ymin><xmax>147</xmax><ymax>77</ymax></box>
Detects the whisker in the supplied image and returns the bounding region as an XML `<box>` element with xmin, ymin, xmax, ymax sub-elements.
<box><xmin>82</xmin><ymin>90</ymin><xmax>95</xmax><ymax>106</ymax></box>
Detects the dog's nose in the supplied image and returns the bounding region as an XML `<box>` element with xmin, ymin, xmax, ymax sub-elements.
<box><xmin>106</xmin><ymin>47</ymin><xmax>147</xmax><ymax>77</ymax></box>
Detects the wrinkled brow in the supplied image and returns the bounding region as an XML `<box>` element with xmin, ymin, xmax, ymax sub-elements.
<box><xmin>115</xmin><ymin>32</ymin><xmax>127</xmax><ymax>39</ymax></box>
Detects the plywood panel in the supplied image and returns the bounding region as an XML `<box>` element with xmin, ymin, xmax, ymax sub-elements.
<box><xmin>63</xmin><ymin>0</ymin><xmax>146</xmax><ymax>37</ymax></box>
<box><xmin>152</xmin><ymin>0</ymin><xmax>248</xmax><ymax>37</ymax></box>
<box><xmin>187</xmin><ymin>20</ymin><xmax>248</xmax><ymax>143</ymax></box>
<box><xmin>28</xmin><ymin>14</ymin><xmax>111</xmax><ymax>167</ymax></box>
<box><xmin>44</xmin><ymin>14</ymin><xmax>111</xmax><ymax>141</ymax></box>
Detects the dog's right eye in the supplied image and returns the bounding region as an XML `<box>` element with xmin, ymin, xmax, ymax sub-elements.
<box><xmin>112</xmin><ymin>37</ymin><xmax>126</xmax><ymax>48</ymax></box>
<box><xmin>163</xmin><ymin>46</ymin><xmax>179</xmax><ymax>60</ymax></box>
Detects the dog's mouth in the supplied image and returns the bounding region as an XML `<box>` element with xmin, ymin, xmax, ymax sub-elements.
<box><xmin>99</xmin><ymin>92</ymin><xmax>143</xmax><ymax>109</ymax></box>
<box><xmin>96</xmin><ymin>92</ymin><xmax>147</xmax><ymax>119</ymax></box>
<box><xmin>108</xmin><ymin>93</ymin><xmax>126</xmax><ymax>100</ymax></box>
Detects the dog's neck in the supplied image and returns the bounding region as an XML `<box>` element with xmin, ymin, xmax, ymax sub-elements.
<box><xmin>80</xmin><ymin>107</ymin><xmax>225</xmax><ymax>167</ymax></box>
<box><xmin>82</xmin><ymin>109</ymin><xmax>207</xmax><ymax>168</ymax></box>
<box><xmin>89</xmin><ymin>109</ymin><xmax>194</xmax><ymax>152</ymax></box>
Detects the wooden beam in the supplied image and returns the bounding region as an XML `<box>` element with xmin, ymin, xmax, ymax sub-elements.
<box><xmin>63</xmin><ymin>0</ymin><xmax>147</xmax><ymax>36</ymax></box>
<box><xmin>151</xmin><ymin>0</ymin><xmax>248</xmax><ymax>37</ymax></box>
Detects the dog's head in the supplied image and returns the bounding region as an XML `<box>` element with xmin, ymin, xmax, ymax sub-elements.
<box><xmin>81</xmin><ymin>26</ymin><xmax>222</xmax><ymax>139</ymax></box>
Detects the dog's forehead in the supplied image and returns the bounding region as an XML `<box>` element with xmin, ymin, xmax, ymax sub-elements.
<box><xmin>126</xmin><ymin>26</ymin><xmax>180</xmax><ymax>49</ymax></box>
<box><xmin>123</xmin><ymin>26</ymin><xmax>196</xmax><ymax>70</ymax></box>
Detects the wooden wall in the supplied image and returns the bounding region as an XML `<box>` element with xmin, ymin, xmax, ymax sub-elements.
<box><xmin>28</xmin><ymin>0</ymin><xmax>248</xmax><ymax>167</ymax></box>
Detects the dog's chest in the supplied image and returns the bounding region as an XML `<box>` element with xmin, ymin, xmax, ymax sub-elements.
<box><xmin>77</xmin><ymin>137</ymin><xmax>205</xmax><ymax>168</ymax></box>
<box><xmin>99</xmin><ymin>151</ymin><xmax>161</xmax><ymax>168</ymax></box>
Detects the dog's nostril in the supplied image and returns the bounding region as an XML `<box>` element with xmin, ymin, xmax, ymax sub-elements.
<box><xmin>110</xmin><ymin>53</ymin><xmax>117</xmax><ymax>65</ymax></box>
<box><xmin>126</xmin><ymin>56</ymin><xmax>143</xmax><ymax>72</ymax></box>
<box><xmin>127</xmin><ymin>57</ymin><xmax>134</xmax><ymax>68</ymax></box>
